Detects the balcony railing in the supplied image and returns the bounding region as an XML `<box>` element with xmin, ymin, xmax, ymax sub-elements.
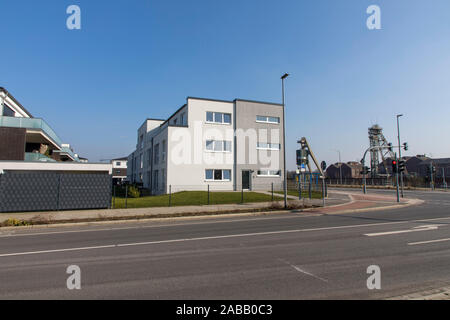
<box><xmin>0</xmin><ymin>116</ymin><xmax>62</xmax><ymax>147</ymax></box>
<box><xmin>24</xmin><ymin>152</ymin><xmax>57</xmax><ymax>162</ymax></box>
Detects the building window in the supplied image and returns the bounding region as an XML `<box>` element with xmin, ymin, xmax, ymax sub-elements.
<box><xmin>257</xmin><ymin>170</ymin><xmax>281</xmax><ymax>177</ymax></box>
<box><xmin>180</xmin><ymin>113</ymin><xmax>186</xmax><ymax>125</ymax></box>
<box><xmin>206</xmin><ymin>169</ymin><xmax>232</xmax><ymax>181</ymax></box>
<box><xmin>206</xmin><ymin>140</ymin><xmax>232</xmax><ymax>152</ymax></box>
<box><xmin>162</xmin><ymin>140</ymin><xmax>166</xmax><ymax>161</ymax></box>
<box><xmin>140</xmin><ymin>135</ymin><xmax>144</xmax><ymax>149</ymax></box>
<box><xmin>116</xmin><ymin>162</ymin><xmax>121</xmax><ymax>166</ymax></box>
<box><xmin>153</xmin><ymin>170</ymin><xmax>159</xmax><ymax>190</ymax></box>
<box><xmin>256</xmin><ymin>116</ymin><xmax>280</xmax><ymax>124</ymax></box>
<box><xmin>154</xmin><ymin>144</ymin><xmax>159</xmax><ymax>165</ymax></box>
<box><xmin>206</xmin><ymin>112</ymin><xmax>232</xmax><ymax>125</ymax></box>
<box><xmin>257</xmin><ymin>143</ymin><xmax>281</xmax><ymax>150</ymax></box>
<box><xmin>2</xmin><ymin>104</ymin><xmax>15</xmax><ymax>117</ymax></box>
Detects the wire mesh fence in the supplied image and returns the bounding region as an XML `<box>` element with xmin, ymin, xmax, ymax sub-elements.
<box><xmin>326</xmin><ymin>176</ymin><xmax>449</xmax><ymax>189</ymax></box>
<box><xmin>111</xmin><ymin>180</ymin><xmax>326</xmax><ymax>209</ymax></box>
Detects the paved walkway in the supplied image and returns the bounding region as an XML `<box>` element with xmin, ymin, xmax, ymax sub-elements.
<box><xmin>0</xmin><ymin>191</ymin><xmax>421</xmax><ymax>226</ymax></box>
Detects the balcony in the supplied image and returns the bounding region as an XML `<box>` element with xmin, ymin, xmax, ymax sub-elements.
<box><xmin>24</xmin><ymin>152</ymin><xmax>57</xmax><ymax>162</ymax></box>
<box><xmin>0</xmin><ymin>116</ymin><xmax>62</xmax><ymax>148</ymax></box>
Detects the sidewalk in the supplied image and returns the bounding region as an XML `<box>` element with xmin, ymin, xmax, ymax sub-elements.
<box><xmin>0</xmin><ymin>191</ymin><xmax>422</xmax><ymax>227</ymax></box>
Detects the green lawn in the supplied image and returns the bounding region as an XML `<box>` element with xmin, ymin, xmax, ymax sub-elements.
<box><xmin>113</xmin><ymin>191</ymin><xmax>283</xmax><ymax>209</ymax></box>
<box><xmin>275</xmin><ymin>190</ymin><xmax>323</xmax><ymax>199</ymax></box>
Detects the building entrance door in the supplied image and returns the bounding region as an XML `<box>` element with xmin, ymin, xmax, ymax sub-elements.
<box><xmin>242</xmin><ymin>171</ymin><xmax>251</xmax><ymax>190</ymax></box>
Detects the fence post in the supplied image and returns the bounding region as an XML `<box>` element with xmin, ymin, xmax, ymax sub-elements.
<box><xmin>322</xmin><ymin>179</ymin><xmax>326</xmax><ymax>207</ymax></box>
<box><xmin>169</xmin><ymin>185</ymin><xmax>172</xmax><ymax>207</ymax></box>
<box><xmin>113</xmin><ymin>185</ymin><xmax>116</xmax><ymax>209</ymax></box>
<box><xmin>271</xmin><ymin>183</ymin><xmax>274</xmax><ymax>202</ymax></box>
<box><xmin>241</xmin><ymin>187</ymin><xmax>244</xmax><ymax>204</ymax></box>
<box><xmin>308</xmin><ymin>175</ymin><xmax>312</xmax><ymax>200</ymax></box>
<box><xmin>125</xmin><ymin>185</ymin><xmax>128</xmax><ymax>209</ymax></box>
<box><xmin>208</xmin><ymin>185</ymin><xmax>210</xmax><ymax>205</ymax></box>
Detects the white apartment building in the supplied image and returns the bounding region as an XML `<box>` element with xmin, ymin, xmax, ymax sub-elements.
<box><xmin>111</xmin><ymin>157</ymin><xmax>128</xmax><ymax>185</ymax></box>
<box><xmin>128</xmin><ymin>97</ymin><xmax>284</xmax><ymax>194</ymax></box>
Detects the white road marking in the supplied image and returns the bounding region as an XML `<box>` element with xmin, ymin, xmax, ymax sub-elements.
<box><xmin>364</xmin><ymin>225</ymin><xmax>441</xmax><ymax>237</ymax></box>
<box><xmin>408</xmin><ymin>238</ymin><xmax>450</xmax><ymax>246</ymax></box>
<box><xmin>278</xmin><ymin>259</ymin><xmax>329</xmax><ymax>283</ymax></box>
<box><xmin>0</xmin><ymin>245</ymin><xmax>116</xmax><ymax>258</ymax></box>
<box><xmin>1</xmin><ymin>217</ymin><xmax>450</xmax><ymax>258</ymax></box>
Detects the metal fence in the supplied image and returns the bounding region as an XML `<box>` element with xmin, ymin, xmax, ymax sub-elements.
<box><xmin>326</xmin><ymin>176</ymin><xmax>449</xmax><ymax>189</ymax></box>
<box><xmin>112</xmin><ymin>180</ymin><xmax>326</xmax><ymax>209</ymax></box>
<box><xmin>0</xmin><ymin>171</ymin><xmax>112</xmax><ymax>213</ymax></box>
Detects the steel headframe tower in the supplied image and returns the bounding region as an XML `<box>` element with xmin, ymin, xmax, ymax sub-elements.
<box><xmin>368</xmin><ymin>125</ymin><xmax>395</xmax><ymax>177</ymax></box>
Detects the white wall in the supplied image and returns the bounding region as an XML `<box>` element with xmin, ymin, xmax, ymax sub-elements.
<box><xmin>167</xmin><ymin>98</ymin><xmax>235</xmax><ymax>192</ymax></box>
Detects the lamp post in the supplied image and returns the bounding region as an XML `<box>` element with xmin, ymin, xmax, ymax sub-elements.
<box><xmin>397</xmin><ymin>114</ymin><xmax>404</xmax><ymax>197</ymax></box>
<box><xmin>281</xmin><ymin>73</ymin><xmax>289</xmax><ymax>209</ymax></box>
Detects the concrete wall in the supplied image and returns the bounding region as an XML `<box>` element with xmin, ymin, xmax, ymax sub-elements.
<box><xmin>235</xmin><ymin>100</ymin><xmax>284</xmax><ymax>190</ymax></box>
<box><xmin>167</xmin><ymin>98</ymin><xmax>235</xmax><ymax>192</ymax></box>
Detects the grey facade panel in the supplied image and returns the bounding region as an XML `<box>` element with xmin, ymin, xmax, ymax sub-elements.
<box><xmin>234</xmin><ymin>100</ymin><xmax>284</xmax><ymax>190</ymax></box>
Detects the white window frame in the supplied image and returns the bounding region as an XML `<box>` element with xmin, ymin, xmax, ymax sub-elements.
<box><xmin>256</xmin><ymin>116</ymin><xmax>280</xmax><ymax>124</ymax></box>
<box><xmin>206</xmin><ymin>112</ymin><xmax>232</xmax><ymax>125</ymax></box>
<box><xmin>257</xmin><ymin>142</ymin><xmax>281</xmax><ymax>151</ymax></box>
<box><xmin>205</xmin><ymin>140</ymin><xmax>232</xmax><ymax>153</ymax></box>
<box><xmin>205</xmin><ymin>169</ymin><xmax>232</xmax><ymax>182</ymax></box>
<box><xmin>257</xmin><ymin>170</ymin><xmax>282</xmax><ymax>177</ymax></box>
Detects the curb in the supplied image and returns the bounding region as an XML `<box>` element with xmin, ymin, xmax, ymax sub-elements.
<box><xmin>0</xmin><ymin>194</ymin><xmax>424</xmax><ymax>231</ymax></box>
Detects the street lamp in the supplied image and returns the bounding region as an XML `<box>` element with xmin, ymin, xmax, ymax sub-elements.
<box><xmin>281</xmin><ymin>73</ymin><xmax>289</xmax><ymax>209</ymax></box>
<box><xmin>396</xmin><ymin>114</ymin><xmax>404</xmax><ymax>197</ymax></box>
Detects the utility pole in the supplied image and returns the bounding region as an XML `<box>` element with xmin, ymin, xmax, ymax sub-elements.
<box><xmin>430</xmin><ymin>163</ymin><xmax>435</xmax><ymax>191</ymax></box>
<box><xmin>396</xmin><ymin>115</ymin><xmax>404</xmax><ymax>198</ymax></box>
<box><xmin>394</xmin><ymin>154</ymin><xmax>400</xmax><ymax>203</ymax></box>
<box><xmin>443</xmin><ymin>168</ymin><xmax>447</xmax><ymax>189</ymax></box>
<box><xmin>281</xmin><ymin>73</ymin><xmax>289</xmax><ymax>209</ymax></box>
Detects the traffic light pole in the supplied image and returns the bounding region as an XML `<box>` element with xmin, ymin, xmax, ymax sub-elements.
<box><xmin>395</xmin><ymin>153</ymin><xmax>400</xmax><ymax>203</ymax></box>
<box><xmin>430</xmin><ymin>163</ymin><xmax>435</xmax><ymax>191</ymax></box>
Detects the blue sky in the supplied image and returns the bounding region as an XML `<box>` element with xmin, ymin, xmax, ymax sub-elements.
<box><xmin>1</xmin><ymin>0</ymin><xmax>449</xmax><ymax>169</ymax></box>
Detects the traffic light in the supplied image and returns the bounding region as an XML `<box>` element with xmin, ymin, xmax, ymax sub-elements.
<box><xmin>432</xmin><ymin>165</ymin><xmax>436</xmax><ymax>174</ymax></box>
<box><xmin>398</xmin><ymin>161</ymin><xmax>406</xmax><ymax>173</ymax></box>
<box><xmin>403</xmin><ymin>142</ymin><xmax>409</xmax><ymax>151</ymax></box>
<box><xmin>392</xmin><ymin>160</ymin><xmax>398</xmax><ymax>174</ymax></box>
<box><xmin>388</xmin><ymin>143</ymin><xmax>393</xmax><ymax>152</ymax></box>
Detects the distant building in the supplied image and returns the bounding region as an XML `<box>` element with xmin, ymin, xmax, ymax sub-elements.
<box><xmin>111</xmin><ymin>157</ymin><xmax>128</xmax><ymax>185</ymax></box>
<box><xmin>326</xmin><ymin>162</ymin><xmax>362</xmax><ymax>179</ymax></box>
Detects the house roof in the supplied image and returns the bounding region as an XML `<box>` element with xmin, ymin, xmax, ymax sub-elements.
<box><xmin>0</xmin><ymin>87</ymin><xmax>34</xmax><ymax>118</ymax></box>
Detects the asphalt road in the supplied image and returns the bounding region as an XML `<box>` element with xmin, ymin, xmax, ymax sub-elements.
<box><xmin>0</xmin><ymin>189</ymin><xmax>449</xmax><ymax>300</ymax></box>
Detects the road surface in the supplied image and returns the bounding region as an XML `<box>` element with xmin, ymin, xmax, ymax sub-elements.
<box><xmin>0</xmin><ymin>189</ymin><xmax>449</xmax><ymax>299</ymax></box>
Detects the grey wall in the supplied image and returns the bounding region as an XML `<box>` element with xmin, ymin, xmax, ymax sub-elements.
<box><xmin>0</xmin><ymin>171</ymin><xmax>112</xmax><ymax>213</ymax></box>
<box><xmin>234</xmin><ymin>100</ymin><xmax>284</xmax><ymax>190</ymax></box>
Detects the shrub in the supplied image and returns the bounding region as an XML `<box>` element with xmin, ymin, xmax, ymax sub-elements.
<box><xmin>2</xmin><ymin>219</ymin><xmax>31</xmax><ymax>227</ymax></box>
<box><xmin>127</xmin><ymin>185</ymin><xmax>141</xmax><ymax>198</ymax></box>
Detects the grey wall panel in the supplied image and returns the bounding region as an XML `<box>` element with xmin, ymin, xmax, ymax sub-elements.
<box><xmin>0</xmin><ymin>172</ymin><xmax>112</xmax><ymax>213</ymax></box>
